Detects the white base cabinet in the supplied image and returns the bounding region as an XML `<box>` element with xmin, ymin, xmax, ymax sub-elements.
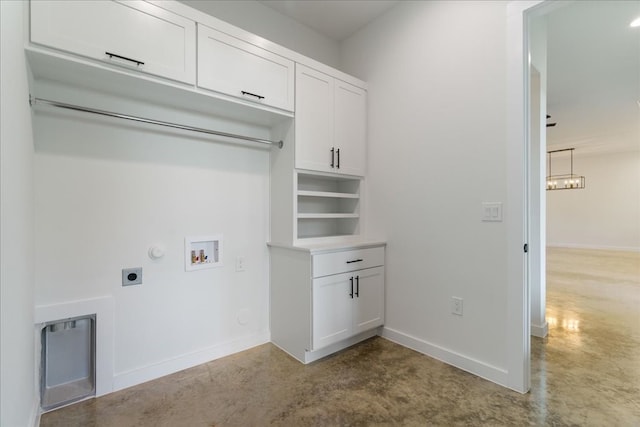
<box><xmin>313</xmin><ymin>266</ymin><xmax>384</xmax><ymax>350</ymax></box>
<box><xmin>269</xmin><ymin>243</ymin><xmax>385</xmax><ymax>364</ymax></box>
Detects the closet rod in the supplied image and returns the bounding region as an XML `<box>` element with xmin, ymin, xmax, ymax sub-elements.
<box><xmin>29</xmin><ymin>96</ymin><xmax>284</xmax><ymax>149</ymax></box>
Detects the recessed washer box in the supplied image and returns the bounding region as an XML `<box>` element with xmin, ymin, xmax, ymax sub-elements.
<box><xmin>185</xmin><ymin>235</ymin><xmax>223</xmax><ymax>271</ymax></box>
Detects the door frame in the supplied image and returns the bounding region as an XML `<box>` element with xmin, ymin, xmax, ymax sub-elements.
<box><xmin>506</xmin><ymin>0</ymin><xmax>545</xmax><ymax>393</ymax></box>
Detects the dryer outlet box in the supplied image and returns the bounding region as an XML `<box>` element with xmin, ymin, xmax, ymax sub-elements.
<box><xmin>122</xmin><ymin>267</ymin><xmax>142</xmax><ymax>286</ymax></box>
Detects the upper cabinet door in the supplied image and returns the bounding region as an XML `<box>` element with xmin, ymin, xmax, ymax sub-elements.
<box><xmin>334</xmin><ymin>80</ymin><xmax>366</xmax><ymax>177</ymax></box>
<box><xmin>295</xmin><ymin>65</ymin><xmax>335</xmax><ymax>174</ymax></box>
<box><xmin>30</xmin><ymin>0</ymin><xmax>196</xmax><ymax>84</ymax></box>
<box><xmin>197</xmin><ymin>25</ymin><xmax>294</xmax><ymax>112</ymax></box>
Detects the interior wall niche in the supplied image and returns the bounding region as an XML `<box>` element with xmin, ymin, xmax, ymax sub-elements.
<box><xmin>40</xmin><ymin>314</ymin><xmax>96</xmax><ymax>411</ymax></box>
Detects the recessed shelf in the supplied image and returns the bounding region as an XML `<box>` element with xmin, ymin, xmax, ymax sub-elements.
<box><xmin>298</xmin><ymin>213</ymin><xmax>360</xmax><ymax>219</ymax></box>
<box><xmin>297</xmin><ymin>190</ymin><xmax>359</xmax><ymax>199</ymax></box>
<box><xmin>295</xmin><ymin>171</ymin><xmax>362</xmax><ymax>241</ymax></box>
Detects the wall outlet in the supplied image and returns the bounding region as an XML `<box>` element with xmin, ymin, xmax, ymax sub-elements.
<box><xmin>236</xmin><ymin>256</ymin><xmax>246</xmax><ymax>272</ymax></box>
<box><xmin>452</xmin><ymin>296</ymin><xmax>463</xmax><ymax>316</ymax></box>
<box><xmin>122</xmin><ymin>267</ymin><xmax>142</xmax><ymax>286</ymax></box>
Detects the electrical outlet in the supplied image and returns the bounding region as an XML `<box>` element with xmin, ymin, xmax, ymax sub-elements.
<box><xmin>122</xmin><ymin>267</ymin><xmax>142</xmax><ymax>286</ymax></box>
<box><xmin>236</xmin><ymin>256</ymin><xmax>246</xmax><ymax>272</ymax></box>
<box><xmin>452</xmin><ymin>297</ymin><xmax>463</xmax><ymax>316</ymax></box>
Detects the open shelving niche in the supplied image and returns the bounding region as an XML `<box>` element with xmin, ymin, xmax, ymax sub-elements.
<box><xmin>295</xmin><ymin>171</ymin><xmax>362</xmax><ymax>241</ymax></box>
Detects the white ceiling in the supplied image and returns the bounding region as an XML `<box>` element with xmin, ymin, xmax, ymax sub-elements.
<box><xmin>545</xmin><ymin>0</ymin><xmax>640</xmax><ymax>154</ymax></box>
<box><xmin>259</xmin><ymin>0</ymin><xmax>399</xmax><ymax>41</ymax></box>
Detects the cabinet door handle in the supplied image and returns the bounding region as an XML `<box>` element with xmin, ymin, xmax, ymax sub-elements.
<box><xmin>105</xmin><ymin>52</ymin><xmax>144</xmax><ymax>66</ymax></box>
<box><xmin>349</xmin><ymin>277</ymin><xmax>354</xmax><ymax>298</ymax></box>
<box><xmin>330</xmin><ymin>147</ymin><xmax>335</xmax><ymax>168</ymax></box>
<box><xmin>355</xmin><ymin>276</ymin><xmax>359</xmax><ymax>297</ymax></box>
<box><xmin>346</xmin><ymin>259</ymin><xmax>363</xmax><ymax>264</ymax></box>
<box><xmin>241</xmin><ymin>91</ymin><xmax>265</xmax><ymax>100</ymax></box>
<box><xmin>336</xmin><ymin>148</ymin><xmax>340</xmax><ymax>169</ymax></box>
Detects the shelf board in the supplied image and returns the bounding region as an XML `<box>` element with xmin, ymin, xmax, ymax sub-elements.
<box><xmin>297</xmin><ymin>213</ymin><xmax>359</xmax><ymax>219</ymax></box>
<box><xmin>297</xmin><ymin>190</ymin><xmax>359</xmax><ymax>199</ymax></box>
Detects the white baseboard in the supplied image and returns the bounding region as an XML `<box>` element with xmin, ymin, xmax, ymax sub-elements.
<box><xmin>547</xmin><ymin>243</ymin><xmax>640</xmax><ymax>253</ymax></box>
<box><xmin>381</xmin><ymin>327</ymin><xmax>508</xmax><ymax>387</ymax></box>
<box><xmin>531</xmin><ymin>322</ymin><xmax>548</xmax><ymax>338</ymax></box>
<box><xmin>30</xmin><ymin>399</ymin><xmax>40</xmax><ymax>427</ymax></box>
<box><xmin>303</xmin><ymin>328</ymin><xmax>379</xmax><ymax>364</ymax></box>
<box><xmin>113</xmin><ymin>332</ymin><xmax>270</xmax><ymax>392</ymax></box>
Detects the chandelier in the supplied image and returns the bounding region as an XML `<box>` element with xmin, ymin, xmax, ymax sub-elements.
<box><xmin>546</xmin><ymin>148</ymin><xmax>585</xmax><ymax>191</ymax></box>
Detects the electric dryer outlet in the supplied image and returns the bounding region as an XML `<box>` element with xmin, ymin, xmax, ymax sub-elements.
<box><xmin>122</xmin><ymin>267</ymin><xmax>143</xmax><ymax>286</ymax></box>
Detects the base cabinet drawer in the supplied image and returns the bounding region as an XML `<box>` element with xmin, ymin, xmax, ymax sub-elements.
<box><xmin>312</xmin><ymin>266</ymin><xmax>384</xmax><ymax>350</ymax></box>
<box><xmin>197</xmin><ymin>25</ymin><xmax>294</xmax><ymax>112</ymax></box>
<box><xmin>313</xmin><ymin>246</ymin><xmax>384</xmax><ymax>278</ymax></box>
<box><xmin>30</xmin><ymin>0</ymin><xmax>196</xmax><ymax>84</ymax></box>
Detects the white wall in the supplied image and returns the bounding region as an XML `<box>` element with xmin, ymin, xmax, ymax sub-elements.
<box><xmin>341</xmin><ymin>1</ymin><xmax>512</xmax><ymax>383</ymax></box>
<box><xmin>0</xmin><ymin>2</ymin><xmax>38</xmax><ymax>426</ymax></box>
<box><xmin>547</xmin><ymin>150</ymin><xmax>640</xmax><ymax>251</ymax></box>
<box><xmin>33</xmin><ymin>85</ymin><xmax>272</xmax><ymax>390</ymax></box>
<box><xmin>179</xmin><ymin>0</ymin><xmax>341</xmax><ymax>69</ymax></box>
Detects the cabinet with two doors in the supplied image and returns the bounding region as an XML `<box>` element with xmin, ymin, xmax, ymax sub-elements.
<box><xmin>269</xmin><ymin>243</ymin><xmax>385</xmax><ymax>363</ymax></box>
<box><xmin>29</xmin><ymin>0</ymin><xmax>294</xmax><ymax>113</ymax></box>
<box><xmin>295</xmin><ymin>64</ymin><xmax>367</xmax><ymax>177</ymax></box>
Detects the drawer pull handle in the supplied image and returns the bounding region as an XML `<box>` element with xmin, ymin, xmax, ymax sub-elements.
<box><xmin>346</xmin><ymin>259</ymin><xmax>363</xmax><ymax>264</ymax></box>
<box><xmin>330</xmin><ymin>147</ymin><xmax>335</xmax><ymax>168</ymax></box>
<box><xmin>355</xmin><ymin>276</ymin><xmax>359</xmax><ymax>297</ymax></box>
<box><xmin>105</xmin><ymin>52</ymin><xmax>144</xmax><ymax>66</ymax></box>
<box><xmin>241</xmin><ymin>91</ymin><xmax>265</xmax><ymax>100</ymax></box>
<box><xmin>349</xmin><ymin>277</ymin><xmax>354</xmax><ymax>299</ymax></box>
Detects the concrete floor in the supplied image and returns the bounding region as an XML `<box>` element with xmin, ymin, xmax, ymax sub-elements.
<box><xmin>41</xmin><ymin>248</ymin><xmax>640</xmax><ymax>426</ymax></box>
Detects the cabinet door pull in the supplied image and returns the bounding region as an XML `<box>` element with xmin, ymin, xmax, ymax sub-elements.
<box><xmin>355</xmin><ymin>276</ymin><xmax>359</xmax><ymax>297</ymax></box>
<box><xmin>349</xmin><ymin>277</ymin><xmax>354</xmax><ymax>298</ymax></box>
<box><xmin>330</xmin><ymin>147</ymin><xmax>335</xmax><ymax>168</ymax></box>
<box><xmin>241</xmin><ymin>91</ymin><xmax>265</xmax><ymax>100</ymax></box>
<box><xmin>336</xmin><ymin>148</ymin><xmax>340</xmax><ymax>169</ymax></box>
<box><xmin>346</xmin><ymin>259</ymin><xmax>363</xmax><ymax>264</ymax></box>
<box><xmin>105</xmin><ymin>52</ymin><xmax>144</xmax><ymax>66</ymax></box>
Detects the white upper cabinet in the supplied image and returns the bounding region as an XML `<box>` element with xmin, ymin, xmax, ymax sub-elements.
<box><xmin>30</xmin><ymin>0</ymin><xmax>196</xmax><ymax>84</ymax></box>
<box><xmin>197</xmin><ymin>25</ymin><xmax>295</xmax><ymax>112</ymax></box>
<box><xmin>295</xmin><ymin>64</ymin><xmax>367</xmax><ymax>177</ymax></box>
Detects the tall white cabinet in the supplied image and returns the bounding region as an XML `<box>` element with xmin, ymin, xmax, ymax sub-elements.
<box><xmin>269</xmin><ymin>61</ymin><xmax>385</xmax><ymax>363</ymax></box>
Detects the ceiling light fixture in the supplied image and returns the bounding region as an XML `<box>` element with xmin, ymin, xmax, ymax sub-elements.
<box><xmin>546</xmin><ymin>148</ymin><xmax>586</xmax><ymax>191</ymax></box>
<box><xmin>631</xmin><ymin>17</ymin><xmax>640</xmax><ymax>27</ymax></box>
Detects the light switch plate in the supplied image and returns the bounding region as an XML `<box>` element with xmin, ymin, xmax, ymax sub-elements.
<box><xmin>482</xmin><ymin>202</ymin><xmax>503</xmax><ymax>222</ymax></box>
